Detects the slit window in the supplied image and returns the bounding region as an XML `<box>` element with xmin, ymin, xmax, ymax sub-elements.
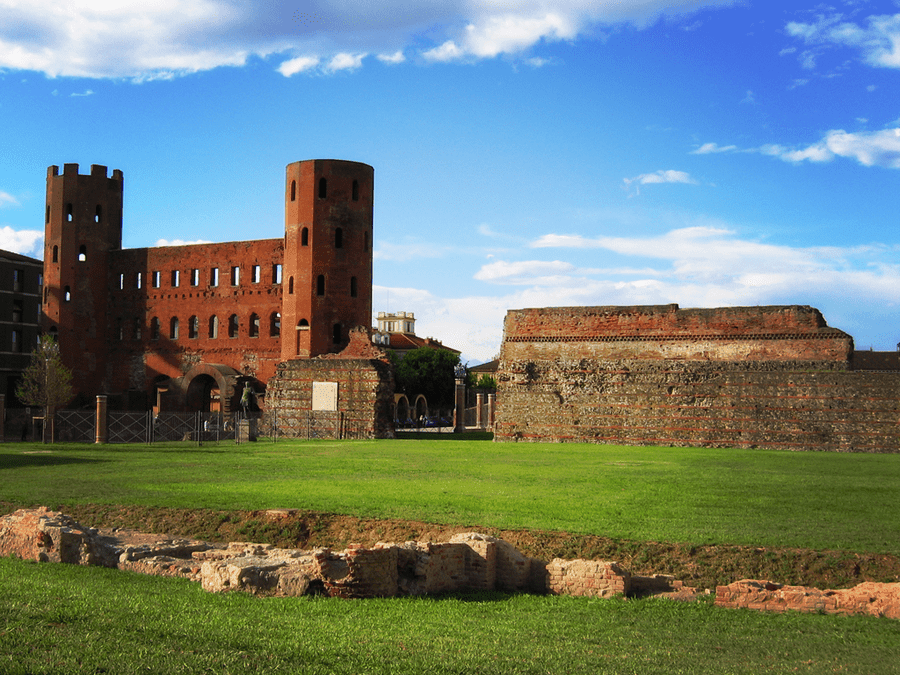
<box><xmin>252</xmin><ymin>265</ymin><xmax>260</xmax><ymax>283</ymax></box>
<box><xmin>95</xmin><ymin>205</ymin><xmax>102</xmax><ymax>223</ymax></box>
<box><xmin>334</xmin><ymin>227</ymin><xmax>343</xmax><ymax>248</ymax></box>
<box><xmin>170</xmin><ymin>317</ymin><xmax>179</xmax><ymax>340</ymax></box>
<box><xmin>332</xmin><ymin>323</ymin><xmax>341</xmax><ymax>344</ymax></box>
<box><xmin>350</xmin><ymin>276</ymin><xmax>358</xmax><ymax>298</ymax></box>
<box><xmin>64</xmin><ymin>286</ymin><xmax>71</xmax><ymax>302</ymax></box>
<box><xmin>52</xmin><ymin>246</ymin><xmax>58</xmax><ymax>263</ymax></box>
<box><xmin>228</xmin><ymin>314</ymin><xmax>238</xmax><ymax>338</ymax></box>
<box><xmin>290</xmin><ymin>180</ymin><xmax>296</xmax><ymax>201</ymax></box>
<box><xmin>65</xmin><ymin>204</ymin><xmax>73</xmax><ymax>222</ymax></box>
<box><xmin>288</xmin><ymin>276</ymin><xmax>294</xmax><ymax>294</ymax></box>
<box><xmin>210</xmin><ymin>267</ymin><xmax>218</xmax><ymax>287</ymax></box>
<box><xmin>316</xmin><ymin>274</ymin><xmax>325</xmax><ymax>296</ymax></box>
<box><xmin>318</xmin><ymin>177</ymin><xmax>327</xmax><ymax>199</ymax></box>
<box><xmin>231</xmin><ymin>266</ymin><xmax>239</xmax><ymax>286</ymax></box>
<box><xmin>301</xmin><ymin>227</ymin><xmax>308</xmax><ymax>246</ymax></box>
<box><xmin>209</xmin><ymin>315</ymin><xmax>218</xmax><ymax>339</ymax></box>
<box><xmin>189</xmin><ymin>316</ymin><xmax>198</xmax><ymax>339</ymax></box>
<box><xmin>78</xmin><ymin>245</ymin><xmax>87</xmax><ymax>262</ymax></box>
<box><xmin>352</xmin><ymin>179</ymin><xmax>359</xmax><ymax>201</ymax></box>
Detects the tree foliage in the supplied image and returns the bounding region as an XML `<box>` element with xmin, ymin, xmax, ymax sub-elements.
<box><xmin>16</xmin><ymin>335</ymin><xmax>74</xmax><ymax>441</ymax></box>
<box><xmin>391</xmin><ymin>347</ymin><xmax>460</xmax><ymax>408</ymax></box>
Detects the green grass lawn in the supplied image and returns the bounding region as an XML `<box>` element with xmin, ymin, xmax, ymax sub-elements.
<box><xmin>1</xmin><ymin>438</ymin><xmax>899</xmax><ymax>553</ymax></box>
<box><xmin>2</xmin><ymin>438</ymin><xmax>900</xmax><ymax>674</ymax></box>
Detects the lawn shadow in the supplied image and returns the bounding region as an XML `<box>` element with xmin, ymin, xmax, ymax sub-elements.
<box><xmin>0</xmin><ymin>451</ymin><xmax>106</xmax><ymax>470</ymax></box>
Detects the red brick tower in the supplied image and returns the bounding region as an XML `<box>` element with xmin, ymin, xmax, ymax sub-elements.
<box><xmin>43</xmin><ymin>164</ymin><xmax>123</xmax><ymax>399</ymax></box>
<box><xmin>282</xmin><ymin>160</ymin><xmax>373</xmax><ymax>359</ymax></box>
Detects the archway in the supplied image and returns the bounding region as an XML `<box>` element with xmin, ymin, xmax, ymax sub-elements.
<box><xmin>394</xmin><ymin>394</ymin><xmax>410</xmax><ymax>426</ymax></box>
<box><xmin>182</xmin><ymin>363</ymin><xmax>241</xmax><ymax>414</ymax></box>
<box><xmin>414</xmin><ymin>394</ymin><xmax>428</xmax><ymax>423</ymax></box>
<box><xmin>186</xmin><ymin>374</ymin><xmax>219</xmax><ymax>413</ymax></box>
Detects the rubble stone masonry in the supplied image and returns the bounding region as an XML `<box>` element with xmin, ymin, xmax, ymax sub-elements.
<box><xmin>495</xmin><ymin>305</ymin><xmax>900</xmax><ymax>452</ymax></box>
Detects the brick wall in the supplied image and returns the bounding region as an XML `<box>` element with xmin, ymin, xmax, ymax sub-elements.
<box><xmin>495</xmin><ymin>305</ymin><xmax>900</xmax><ymax>452</ymax></box>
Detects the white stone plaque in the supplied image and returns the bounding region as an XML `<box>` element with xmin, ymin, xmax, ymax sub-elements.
<box><xmin>312</xmin><ymin>382</ymin><xmax>338</xmax><ymax>411</ymax></box>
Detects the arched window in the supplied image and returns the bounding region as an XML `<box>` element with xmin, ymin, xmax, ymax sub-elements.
<box><xmin>150</xmin><ymin>317</ymin><xmax>160</xmax><ymax>340</ymax></box>
<box><xmin>318</xmin><ymin>177</ymin><xmax>327</xmax><ymax>199</ymax></box>
<box><xmin>352</xmin><ymin>179</ymin><xmax>359</xmax><ymax>201</ymax></box>
<box><xmin>301</xmin><ymin>227</ymin><xmax>308</xmax><ymax>246</ymax></box>
<box><xmin>317</xmin><ymin>274</ymin><xmax>325</xmax><ymax>296</ymax></box>
<box><xmin>78</xmin><ymin>245</ymin><xmax>86</xmax><ymax>262</ymax></box>
<box><xmin>288</xmin><ymin>276</ymin><xmax>294</xmax><ymax>294</ymax></box>
<box><xmin>189</xmin><ymin>315</ymin><xmax>198</xmax><ymax>339</ymax></box>
<box><xmin>270</xmin><ymin>312</ymin><xmax>281</xmax><ymax>337</ymax></box>
<box><xmin>332</xmin><ymin>323</ymin><xmax>342</xmax><ymax>344</ymax></box>
<box><xmin>228</xmin><ymin>314</ymin><xmax>238</xmax><ymax>338</ymax></box>
<box><xmin>290</xmin><ymin>180</ymin><xmax>296</xmax><ymax>201</ymax></box>
<box><xmin>249</xmin><ymin>313</ymin><xmax>260</xmax><ymax>338</ymax></box>
<box><xmin>350</xmin><ymin>276</ymin><xmax>358</xmax><ymax>298</ymax></box>
<box><xmin>52</xmin><ymin>246</ymin><xmax>58</xmax><ymax>263</ymax></box>
<box><xmin>298</xmin><ymin>318</ymin><xmax>309</xmax><ymax>329</ymax></box>
<box><xmin>170</xmin><ymin>317</ymin><xmax>179</xmax><ymax>340</ymax></box>
<box><xmin>64</xmin><ymin>286</ymin><xmax>71</xmax><ymax>302</ymax></box>
<box><xmin>65</xmin><ymin>204</ymin><xmax>73</xmax><ymax>222</ymax></box>
<box><xmin>45</xmin><ymin>205</ymin><xmax>50</xmax><ymax>224</ymax></box>
<box><xmin>95</xmin><ymin>205</ymin><xmax>102</xmax><ymax>223</ymax></box>
<box><xmin>209</xmin><ymin>315</ymin><xmax>218</xmax><ymax>339</ymax></box>
<box><xmin>334</xmin><ymin>227</ymin><xmax>343</xmax><ymax>248</ymax></box>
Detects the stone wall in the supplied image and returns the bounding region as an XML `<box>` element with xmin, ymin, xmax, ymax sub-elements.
<box><xmin>265</xmin><ymin>327</ymin><xmax>395</xmax><ymax>439</ymax></box>
<box><xmin>716</xmin><ymin>579</ymin><xmax>900</xmax><ymax>619</ymax></box>
<box><xmin>495</xmin><ymin>305</ymin><xmax>900</xmax><ymax>452</ymax></box>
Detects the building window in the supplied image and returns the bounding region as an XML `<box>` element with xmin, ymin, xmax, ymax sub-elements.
<box><xmin>228</xmin><ymin>314</ymin><xmax>238</xmax><ymax>338</ymax></box>
<box><xmin>52</xmin><ymin>246</ymin><xmax>58</xmax><ymax>263</ymax></box>
<box><xmin>350</xmin><ymin>276</ymin><xmax>358</xmax><ymax>298</ymax></box>
<box><xmin>171</xmin><ymin>270</ymin><xmax>180</xmax><ymax>287</ymax></box>
<box><xmin>298</xmin><ymin>319</ymin><xmax>309</xmax><ymax>330</ymax></box>
<box><xmin>117</xmin><ymin>319</ymin><xmax>124</xmax><ymax>341</ymax></box>
<box><xmin>11</xmin><ymin>329</ymin><xmax>21</xmax><ymax>353</ymax></box>
<box><xmin>152</xmin><ymin>271</ymin><xmax>161</xmax><ymax>288</ymax></box>
<box><xmin>95</xmin><ymin>205</ymin><xmax>102</xmax><ymax>223</ymax></box>
<box><xmin>12</xmin><ymin>300</ymin><xmax>23</xmax><ymax>323</ymax></box>
<box><xmin>334</xmin><ymin>227</ymin><xmax>343</xmax><ymax>249</ymax></box>
<box><xmin>134</xmin><ymin>318</ymin><xmax>142</xmax><ymax>340</ymax></box>
<box><xmin>136</xmin><ymin>272</ymin><xmax>142</xmax><ymax>289</ymax></box>
<box><xmin>191</xmin><ymin>269</ymin><xmax>199</xmax><ymax>286</ymax></box>
<box><xmin>170</xmin><ymin>317</ymin><xmax>179</xmax><ymax>340</ymax></box>
<box><xmin>273</xmin><ymin>264</ymin><xmax>282</xmax><ymax>284</ymax></box>
<box><xmin>209</xmin><ymin>315</ymin><xmax>218</xmax><ymax>339</ymax></box>
<box><xmin>288</xmin><ymin>276</ymin><xmax>294</xmax><ymax>294</ymax></box>
<box><xmin>118</xmin><ymin>273</ymin><xmax>125</xmax><ymax>290</ymax></box>
<box><xmin>46</xmin><ymin>205</ymin><xmax>50</xmax><ymax>224</ymax></box>
<box><xmin>210</xmin><ymin>267</ymin><xmax>218</xmax><ymax>287</ymax></box>
<box><xmin>332</xmin><ymin>323</ymin><xmax>341</xmax><ymax>344</ymax></box>
<box><xmin>249</xmin><ymin>313</ymin><xmax>260</xmax><ymax>338</ymax></box>
<box><xmin>13</xmin><ymin>269</ymin><xmax>22</xmax><ymax>293</ymax></box>
<box><xmin>270</xmin><ymin>312</ymin><xmax>281</xmax><ymax>337</ymax></box>
<box><xmin>150</xmin><ymin>317</ymin><xmax>160</xmax><ymax>340</ymax></box>
<box><xmin>78</xmin><ymin>245</ymin><xmax>87</xmax><ymax>262</ymax></box>
<box><xmin>290</xmin><ymin>180</ymin><xmax>296</xmax><ymax>201</ymax></box>
<box><xmin>318</xmin><ymin>177</ymin><xmax>327</xmax><ymax>199</ymax></box>
<box><xmin>231</xmin><ymin>266</ymin><xmax>239</xmax><ymax>286</ymax></box>
<box><xmin>352</xmin><ymin>179</ymin><xmax>359</xmax><ymax>201</ymax></box>
<box><xmin>301</xmin><ymin>227</ymin><xmax>308</xmax><ymax>246</ymax></box>
<box><xmin>317</xmin><ymin>274</ymin><xmax>325</xmax><ymax>296</ymax></box>
<box><xmin>64</xmin><ymin>286</ymin><xmax>71</xmax><ymax>302</ymax></box>
<box><xmin>189</xmin><ymin>315</ymin><xmax>198</xmax><ymax>339</ymax></box>
<box><xmin>252</xmin><ymin>265</ymin><xmax>260</xmax><ymax>283</ymax></box>
<box><xmin>65</xmin><ymin>204</ymin><xmax>73</xmax><ymax>222</ymax></box>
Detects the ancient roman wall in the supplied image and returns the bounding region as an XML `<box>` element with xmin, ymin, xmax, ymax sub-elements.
<box><xmin>265</xmin><ymin>327</ymin><xmax>396</xmax><ymax>439</ymax></box>
<box><xmin>495</xmin><ymin>305</ymin><xmax>900</xmax><ymax>452</ymax></box>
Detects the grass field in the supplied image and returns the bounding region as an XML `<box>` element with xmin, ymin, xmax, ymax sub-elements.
<box><xmin>2</xmin><ymin>437</ymin><xmax>900</xmax><ymax>674</ymax></box>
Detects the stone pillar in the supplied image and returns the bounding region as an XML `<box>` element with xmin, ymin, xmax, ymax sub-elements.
<box><xmin>0</xmin><ymin>394</ymin><xmax>5</xmax><ymax>442</ymax></box>
<box><xmin>454</xmin><ymin>378</ymin><xmax>466</xmax><ymax>433</ymax></box>
<box><xmin>475</xmin><ymin>393</ymin><xmax>484</xmax><ymax>429</ymax></box>
<box><xmin>488</xmin><ymin>393</ymin><xmax>495</xmax><ymax>430</ymax></box>
<box><xmin>95</xmin><ymin>395</ymin><xmax>107</xmax><ymax>444</ymax></box>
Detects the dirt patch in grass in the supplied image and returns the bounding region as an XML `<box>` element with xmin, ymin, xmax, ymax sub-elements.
<box><xmin>3</xmin><ymin>501</ymin><xmax>898</xmax><ymax>591</ymax></box>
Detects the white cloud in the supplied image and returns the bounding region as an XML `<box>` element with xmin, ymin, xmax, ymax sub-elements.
<box><xmin>690</xmin><ymin>142</ymin><xmax>737</xmax><ymax>154</ymax></box>
<box><xmin>70</xmin><ymin>89</ymin><xmax>94</xmax><ymax>97</ymax></box>
<box><xmin>153</xmin><ymin>238</ymin><xmax>212</xmax><ymax>247</ymax></box>
<box><xmin>786</xmin><ymin>11</ymin><xmax>900</xmax><ymax>69</ymax></box>
<box><xmin>0</xmin><ymin>191</ymin><xmax>20</xmax><ymax>208</ymax></box>
<box><xmin>762</xmin><ymin>128</ymin><xmax>900</xmax><ymax>168</ymax></box>
<box><xmin>0</xmin><ymin>0</ymin><xmax>740</xmax><ymax>80</ymax></box>
<box><xmin>623</xmin><ymin>169</ymin><xmax>697</xmax><ymax>195</ymax></box>
<box><xmin>0</xmin><ymin>226</ymin><xmax>43</xmax><ymax>256</ymax></box>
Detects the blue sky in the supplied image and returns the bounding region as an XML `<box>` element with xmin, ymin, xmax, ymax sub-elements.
<box><xmin>1</xmin><ymin>0</ymin><xmax>898</xmax><ymax>364</ymax></box>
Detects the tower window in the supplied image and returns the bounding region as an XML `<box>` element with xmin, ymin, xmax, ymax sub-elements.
<box><xmin>352</xmin><ymin>179</ymin><xmax>359</xmax><ymax>201</ymax></box>
<box><xmin>45</xmin><ymin>205</ymin><xmax>50</xmax><ymax>224</ymax></box>
<box><xmin>118</xmin><ymin>273</ymin><xmax>124</xmax><ymax>290</ymax></box>
<box><xmin>301</xmin><ymin>227</ymin><xmax>308</xmax><ymax>246</ymax></box>
<box><xmin>78</xmin><ymin>245</ymin><xmax>86</xmax><ymax>262</ymax></box>
<box><xmin>95</xmin><ymin>205</ymin><xmax>102</xmax><ymax>223</ymax></box>
<box><xmin>270</xmin><ymin>312</ymin><xmax>281</xmax><ymax>337</ymax></box>
<box><xmin>209</xmin><ymin>315</ymin><xmax>218</xmax><ymax>339</ymax></box>
<box><xmin>249</xmin><ymin>313</ymin><xmax>260</xmax><ymax>338</ymax></box>
<box><xmin>288</xmin><ymin>276</ymin><xmax>294</xmax><ymax>294</ymax></box>
<box><xmin>290</xmin><ymin>180</ymin><xmax>296</xmax><ymax>201</ymax></box>
<box><xmin>52</xmin><ymin>246</ymin><xmax>58</xmax><ymax>263</ymax></box>
<box><xmin>350</xmin><ymin>276</ymin><xmax>358</xmax><ymax>298</ymax></box>
<box><xmin>65</xmin><ymin>204</ymin><xmax>73</xmax><ymax>222</ymax></box>
<box><xmin>170</xmin><ymin>317</ymin><xmax>179</xmax><ymax>340</ymax></box>
<box><xmin>332</xmin><ymin>323</ymin><xmax>341</xmax><ymax>344</ymax></box>
<box><xmin>318</xmin><ymin>177</ymin><xmax>327</xmax><ymax>199</ymax></box>
<box><xmin>136</xmin><ymin>272</ymin><xmax>142</xmax><ymax>289</ymax></box>
<box><xmin>228</xmin><ymin>314</ymin><xmax>238</xmax><ymax>338</ymax></box>
<box><xmin>335</xmin><ymin>227</ymin><xmax>343</xmax><ymax>248</ymax></box>
<box><xmin>316</xmin><ymin>274</ymin><xmax>325</xmax><ymax>296</ymax></box>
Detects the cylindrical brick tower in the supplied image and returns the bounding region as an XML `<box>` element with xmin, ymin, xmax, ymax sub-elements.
<box><xmin>281</xmin><ymin>160</ymin><xmax>373</xmax><ymax>359</ymax></box>
<box><xmin>43</xmin><ymin>164</ymin><xmax>123</xmax><ymax>398</ymax></box>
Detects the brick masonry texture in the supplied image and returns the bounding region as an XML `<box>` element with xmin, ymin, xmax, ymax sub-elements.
<box><xmin>495</xmin><ymin>305</ymin><xmax>900</xmax><ymax>452</ymax></box>
<box><xmin>5</xmin><ymin>508</ymin><xmax>899</xmax><ymax>620</ymax></box>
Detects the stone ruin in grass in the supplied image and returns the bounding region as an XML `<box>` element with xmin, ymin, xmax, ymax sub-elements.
<box><xmin>2</xmin><ymin>507</ymin><xmax>899</xmax><ymax>619</ymax></box>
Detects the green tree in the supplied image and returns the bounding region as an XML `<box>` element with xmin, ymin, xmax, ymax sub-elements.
<box><xmin>392</xmin><ymin>347</ymin><xmax>460</xmax><ymax>409</ymax></box>
<box><xmin>16</xmin><ymin>335</ymin><xmax>74</xmax><ymax>443</ymax></box>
